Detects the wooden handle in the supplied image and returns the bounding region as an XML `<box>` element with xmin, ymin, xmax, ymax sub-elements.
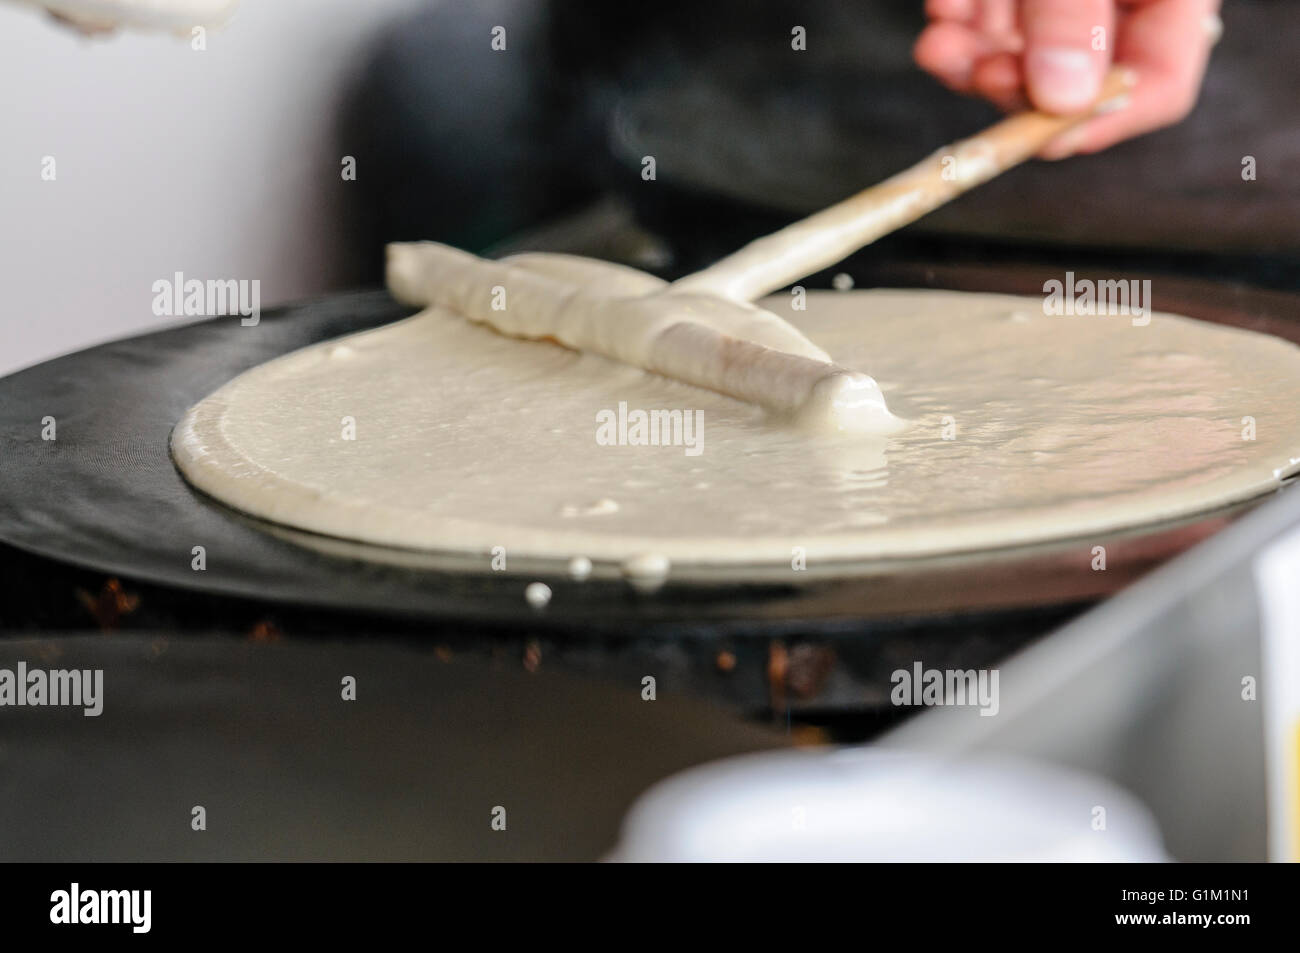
<box><xmin>671</xmin><ymin>67</ymin><xmax>1136</xmax><ymax>302</ymax></box>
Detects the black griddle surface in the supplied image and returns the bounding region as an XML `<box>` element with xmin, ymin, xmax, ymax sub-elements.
<box><xmin>1</xmin><ymin>272</ymin><xmax>1294</xmax><ymax>634</ymax></box>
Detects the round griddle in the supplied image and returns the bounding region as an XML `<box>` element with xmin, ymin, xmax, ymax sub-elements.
<box><xmin>1</xmin><ymin>264</ymin><xmax>1296</xmax><ymax>635</ymax></box>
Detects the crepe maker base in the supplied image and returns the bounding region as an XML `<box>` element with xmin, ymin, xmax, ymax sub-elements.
<box><xmin>0</xmin><ymin>632</ymin><xmax>787</xmax><ymax>861</ymax></box>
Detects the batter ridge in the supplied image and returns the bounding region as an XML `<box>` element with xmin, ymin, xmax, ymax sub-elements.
<box><xmin>171</xmin><ymin>288</ymin><xmax>1300</xmax><ymax>574</ymax></box>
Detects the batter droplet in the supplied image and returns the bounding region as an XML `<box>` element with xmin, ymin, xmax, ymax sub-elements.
<box><xmin>524</xmin><ymin>582</ymin><xmax>552</xmax><ymax>610</ymax></box>
<box><xmin>621</xmin><ymin>553</ymin><xmax>671</xmax><ymax>593</ymax></box>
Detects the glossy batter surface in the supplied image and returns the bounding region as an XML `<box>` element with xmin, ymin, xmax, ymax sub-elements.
<box><xmin>171</xmin><ymin>289</ymin><xmax>1300</xmax><ymax>571</ymax></box>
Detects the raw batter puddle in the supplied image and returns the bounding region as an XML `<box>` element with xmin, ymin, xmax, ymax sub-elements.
<box><xmin>171</xmin><ymin>288</ymin><xmax>1300</xmax><ymax>576</ymax></box>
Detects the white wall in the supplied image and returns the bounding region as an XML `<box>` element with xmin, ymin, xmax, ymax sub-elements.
<box><xmin>0</xmin><ymin>0</ymin><xmax>421</xmax><ymax>376</ymax></box>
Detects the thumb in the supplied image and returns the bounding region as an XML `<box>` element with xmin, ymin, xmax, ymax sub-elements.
<box><xmin>1022</xmin><ymin>0</ymin><xmax>1114</xmax><ymax>114</ymax></box>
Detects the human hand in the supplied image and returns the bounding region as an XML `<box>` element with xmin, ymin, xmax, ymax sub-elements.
<box><xmin>914</xmin><ymin>0</ymin><xmax>1222</xmax><ymax>158</ymax></box>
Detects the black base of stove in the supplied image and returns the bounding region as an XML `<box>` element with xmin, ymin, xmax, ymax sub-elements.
<box><xmin>0</xmin><ymin>539</ymin><xmax>1088</xmax><ymax>741</ymax></box>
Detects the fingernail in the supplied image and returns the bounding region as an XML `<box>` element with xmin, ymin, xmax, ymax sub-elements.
<box><xmin>1025</xmin><ymin>47</ymin><xmax>1102</xmax><ymax>113</ymax></box>
<box><xmin>1202</xmin><ymin>14</ymin><xmax>1223</xmax><ymax>45</ymax></box>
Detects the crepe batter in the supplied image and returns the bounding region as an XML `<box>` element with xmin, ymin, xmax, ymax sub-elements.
<box><xmin>171</xmin><ymin>284</ymin><xmax>1300</xmax><ymax>576</ymax></box>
